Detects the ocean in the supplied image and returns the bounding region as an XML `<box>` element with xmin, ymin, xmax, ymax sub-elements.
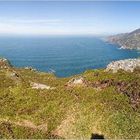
<box><xmin>0</xmin><ymin>35</ymin><xmax>139</xmax><ymax>77</ymax></box>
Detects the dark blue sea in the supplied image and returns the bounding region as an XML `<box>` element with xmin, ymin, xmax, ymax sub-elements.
<box><xmin>0</xmin><ymin>36</ymin><xmax>139</xmax><ymax>77</ymax></box>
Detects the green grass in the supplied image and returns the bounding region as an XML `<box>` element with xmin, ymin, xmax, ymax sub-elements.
<box><xmin>0</xmin><ymin>65</ymin><xmax>140</xmax><ymax>139</ymax></box>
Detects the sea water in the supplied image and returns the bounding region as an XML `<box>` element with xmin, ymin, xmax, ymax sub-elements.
<box><xmin>0</xmin><ymin>35</ymin><xmax>139</xmax><ymax>77</ymax></box>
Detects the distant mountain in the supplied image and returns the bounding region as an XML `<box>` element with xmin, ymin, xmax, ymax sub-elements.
<box><xmin>108</xmin><ymin>28</ymin><xmax>140</xmax><ymax>50</ymax></box>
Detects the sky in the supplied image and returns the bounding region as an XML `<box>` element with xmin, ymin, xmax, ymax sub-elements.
<box><xmin>0</xmin><ymin>1</ymin><xmax>140</xmax><ymax>36</ymax></box>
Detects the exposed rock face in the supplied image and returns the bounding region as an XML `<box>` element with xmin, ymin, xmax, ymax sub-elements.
<box><xmin>31</xmin><ymin>82</ymin><xmax>55</xmax><ymax>90</ymax></box>
<box><xmin>106</xmin><ymin>59</ymin><xmax>140</xmax><ymax>73</ymax></box>
<box><xmin>66</xmin><ymin>77</ymin><xmax>86</xmax><ymax>87</ymax></box>
<box><xmin>0</xmin><ymin>58</ymin><xmax>12</xmax><ymax>69</ymax></box>
<box><xmin>108</xmin><ymin>28</ymin><xmax>140</xmax><ymax>50</ymax></box>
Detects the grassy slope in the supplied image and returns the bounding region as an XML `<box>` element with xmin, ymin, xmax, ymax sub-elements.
<box><xmin>0</xmin><ymin>66</ymin><xmax>140</xmax><ymax>139</ymax></box>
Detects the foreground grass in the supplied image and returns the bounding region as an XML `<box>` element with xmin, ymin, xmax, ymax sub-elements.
<box><xmin>0</xmin><ymin>66</ymin><xmax>140</xmax><ymax>139</ymax></box>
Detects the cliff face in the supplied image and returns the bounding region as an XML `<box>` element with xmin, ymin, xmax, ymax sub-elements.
<box><xmin>108</xmin><ymin>28</ymin><xmax>140</xmax><ymax>50</ymax></box>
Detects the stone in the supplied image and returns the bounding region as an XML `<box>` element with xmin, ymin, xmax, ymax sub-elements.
<box><xmin>106</xmin><ymin>58</ymin><xmax>140</xmax><ymax>73</ymax></box>
<box><xmin>31</xmin><ymin>82</ymin><xmax>55</xmax><ymax>90</ymax></box>
<box><xmin>10</xmin><ymin>72</ymin><xmax>19</xmax><ymax>78</ymax></box>
<box><xmin>0</xmin><ymin>58</ymin><xmax>11</xmax><ymax>69</ymax></box>
<box><xmin>66</xmin><ymin>77</ymin><xmax>86</xmax><ymax>87</ymax></box>
<box><xmin>24</xmin><ymin>66</ymin><xmax>36</xmax><ymax>71</ymax></box>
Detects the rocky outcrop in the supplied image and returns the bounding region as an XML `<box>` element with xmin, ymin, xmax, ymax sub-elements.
<box><xmin>31</xmin><ymin>82</ymin><xmax>55</xmax><ymax>90</ymax></box>
<box><xmin>108</xmin><ymin>28</ymin><xmax>140</xmax><ymax>50</ymax></box>
<box><xmin>106</xmin><ymin>58</ymin><xmax>140</xmax><ymax>73</ymax></box>
<box><xmin>66</xmin><ymin>77</ymin><xmax>87</xmax><ymax>87</ymax></box>
<box><xmin>0</xmin><ymin>58</ymin><xmax>12</xmax><ymax>69</ymax></box>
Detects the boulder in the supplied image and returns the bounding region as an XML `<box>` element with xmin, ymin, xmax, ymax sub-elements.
<box><xmin>106</xmin><ymin>59</ymin><xmax>140</xmax><ymax>73</ymax></box>
<box><xmin>66</xmin><ymin>77</ymin><xmax>86</xmax><ymax>87</ymax></box>
<box><xmin>31</xmin><ymin>82</ymin><xmax>55</xmax><ymax>90</ymax></box>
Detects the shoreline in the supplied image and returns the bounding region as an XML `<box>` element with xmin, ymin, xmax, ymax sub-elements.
<box><xmin>1</xmin><ymin>57</ymin><xmax>140</xmax><ymax>78</ymax></box>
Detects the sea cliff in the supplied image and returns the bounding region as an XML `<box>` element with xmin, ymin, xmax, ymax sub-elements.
<box><xmin>108</xmin><ymin>28</ymin><xmax>140</xmax><ymax>50</ymax></box>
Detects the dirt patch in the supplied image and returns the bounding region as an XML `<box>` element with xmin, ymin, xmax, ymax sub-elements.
<box><xmin>52</xmin><ymin>106</ymin><xmax>80</xmax><ymax>138</ymax></box>
<box><xmin>0</xmin><ymin>118</ymin><xmax>47</xmax><ymax>133</ymax></box>
<box><xmin>91</xmin><ymin>79</ymin><xmax>140</xmax><ymax>110</ymax></box>
<box><xmin>116</xmin><ymin>81</ymin><xmax>140</xmax><ymax>110</ymax></box>
<box><xmin>91</xmin><ymin>79</ymin><xmax>116</xmax><ymax>89</ymax></box>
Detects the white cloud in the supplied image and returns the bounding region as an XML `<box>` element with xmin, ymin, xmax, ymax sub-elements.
<box><xmin>0</xmin><ymin>18</ymin><xmax>110</xmax><ymax>35</ymax></box>
<box><xmin>0</xmin><ymin>18</ymin><xmax>62</xmax><ymax>24</ymax></box>
<box><xmin>0</xmin><ymin>18</ymin><xmax>65</xmax><ymax>35</ymax></box>
<box><xmin>0</xmin><ymin>23</ymin><xmax>57</xmax><ymax>35</ymax></box>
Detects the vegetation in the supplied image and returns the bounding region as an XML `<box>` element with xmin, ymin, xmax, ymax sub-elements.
<box><xmin>0</xmin><ymin>59</ymin><xmax>140</xmax><ymax>139</ymax></box>
<box><xmin>108</xmin><ymin>28</ymin><xmax>140</xmax><ymax>49</ymax></box>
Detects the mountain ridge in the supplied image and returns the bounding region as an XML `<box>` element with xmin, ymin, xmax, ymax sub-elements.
<box><xmin>108</xmin><ymin>28</ymin><xmax>140</xmax><ymax>50</ymax></box>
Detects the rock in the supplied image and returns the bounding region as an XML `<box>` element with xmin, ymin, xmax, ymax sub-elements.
<box><xmin>66</xmin><ymin>77</ymin><xmax>86</xmax><ymax>87</ymax></box>
<box><xmin>106</xmin><ymin>59</ymin><xmax>140</xmax><ymax>73</ymax></box>
<box><xmin>31</xmin><ymin>82</ymin><xmax>55</xmax><ymax>90</ymax></box>
<box><xmin>0</xmin><ymin>58</ymin><xmax>12</xmax><ymax>69</ymax></box>
<box><xmin>24</xmin><ymin>66</ymin><xmax>36</xmax><ymax>71</ymax></box>
<box><xmin>10</xmin><ymin>72</ymin><xmax>19</xmax><ymax>78</ymax></box>
<box><xmin>107</xmin><ymin>28</ymin><xmax>140</xmax><ymax>50</ymax></box>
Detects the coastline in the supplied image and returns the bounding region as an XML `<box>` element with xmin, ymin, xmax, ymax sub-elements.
<box><xmin>1</xmin><ymin>57</ymin><xmax>140</xmax><ymax>77</ymax></box>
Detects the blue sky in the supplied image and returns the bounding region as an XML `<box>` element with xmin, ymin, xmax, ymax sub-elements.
<box><xmin>0</xmin><ymin>1</ymin><xmax>140</xmax><ymax>35</ymax></box>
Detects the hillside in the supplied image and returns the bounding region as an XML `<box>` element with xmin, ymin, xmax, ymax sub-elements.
<box><xmin>0</xmin><ymin>58</ymin><xmax>140</xmax><ymax>139</ymax></box>
<box><xmin>108</xmin><ymin>28</ymin><xmax>140</xmax><ymax>50</ymax></box>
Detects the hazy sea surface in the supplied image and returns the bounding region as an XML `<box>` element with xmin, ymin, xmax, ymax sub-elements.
<box><xmin>0</xmin><ymin>36</ymin><xmax>139</xmax><ymax>77</ymax></box>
